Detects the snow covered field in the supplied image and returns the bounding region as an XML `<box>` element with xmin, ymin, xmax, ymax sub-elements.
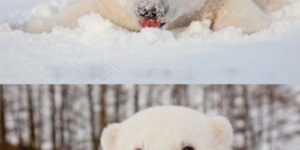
<box><xmin>0</xmin><ymin>0</ymin><xmax>300</xmax><ymax>83</ymax></box>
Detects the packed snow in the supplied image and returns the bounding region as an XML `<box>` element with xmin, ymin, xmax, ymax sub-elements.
<box><xmin>0</xmin><ymin>0</ymin><xmax>300</xmax><ymax>83</ymax></box>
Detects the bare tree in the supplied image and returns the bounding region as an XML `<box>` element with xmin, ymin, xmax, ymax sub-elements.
<box><xmin>134</xmin><ymin>85</ymin><xmax>140</xmax><ymax>113</ymax></box>
<box><xmin>11</xmin><ymin>85</ymin><xmax>25</xmax><ymax>147</ymax></box>
<box><xmin>172</xmin><ymin>85</ymin><xmax>189</xmax><ymax>106</ymax></box>
<box><xmin>113</xmin><ymin>85</ymin><xmax>122</xmax><ymax>122</ymax></box>
<box><xmin>266</xmin><ymin>85</ymin><xmax>275</xmax><ymax>150</ymax></box>
<box><xmin>241</xmin><ymin>85</ymin><xmax>255</xmax><ymax>150</ymax></box>
<box><xmin>202</xmin><ymin>86</ymin><xmax>209</xmax><ymax>113</ymax></box>
<box><xmin>87</xmin><ymin>85</ymin><xmax>99</xmax><ymax>150</ymax></box>
<box><xmin>49</xmin><ymin>85</ymin><xmax>57</xmax><ymax>150</ymax></box>
<box><xmin>26</xmin><ymin>85</ymin><xmax>37</xmax><ymax>149</ymax></box>
<box><xmin>146</xmin><ymin>85</ymin><xmax>155</xmax><ymax>107</ymax></box>
<box><xmin>0</xmin><ymin>85</ymin><xmax>7</xmax><ymax>146</ymax></box>
<box><xmin>36</xmin><ymin>85</ymin><xmax>44</xmax><ymax>149</ymax></box>
<box><xmin>99</xmin><ymin>85</ymin><xmax>108</xmax><ymax>149</ymax></box>
<box><xmin>59</xmin><ymin>85</ymin><xmax>68</xmax><ymax>149</ymax></box>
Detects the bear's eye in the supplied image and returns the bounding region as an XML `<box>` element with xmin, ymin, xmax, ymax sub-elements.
<box><xmin>182</xmin><ymin>146</ymin><xmax>195</xmax><ymax>150</ymax></box>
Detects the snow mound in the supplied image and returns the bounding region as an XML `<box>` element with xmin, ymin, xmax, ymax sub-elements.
<box><xmin>0</xmin><ymin>0</ymin><xmax>300</xmax><ymax>83</ymax></box>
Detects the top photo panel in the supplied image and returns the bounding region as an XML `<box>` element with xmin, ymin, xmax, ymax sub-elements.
<box><xmin>0</xmin><ymin>0</ymin><xmax>299</xmax><ymax>83</ymax></box>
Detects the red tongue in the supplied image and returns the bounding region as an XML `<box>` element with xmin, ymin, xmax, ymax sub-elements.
<box><xmin>140</xmin><ymin>19</ymin><xmax>161</xmax><ymax>28</ymax></box>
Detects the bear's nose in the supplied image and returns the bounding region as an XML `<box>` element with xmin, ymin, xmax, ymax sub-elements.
<box><xmin>137</xmin><ymin>7</ymin><xmax>160</xmax><ymax>19</ymax></box>
<box><xmin>136</xmin><ymin>0</ymin><xmax>168</xmax><ymax>19</ymax></box>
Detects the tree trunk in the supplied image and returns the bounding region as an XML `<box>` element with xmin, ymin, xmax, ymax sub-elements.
<box><xmin>87</xmin><ymin>85</ymin><xmax>99</xmax><ymax>150</ymax></box>
<box><xmin>59</xmin><ymin>85</ymin><xmax>68</xmax><ymax>149</ymax></box>
<box><xmin>146</xmin><ymin>85</ymin><xmax>155</xmax><ymax>107</ymax></box>
<box><xmin>27</xmin><ymin>85</ymin><xmax>36</xmax><ymax>149</ymax></box>
<box><xmin>17</xmin><ymin>85</ymin><xmax>24</xmax><ymax>147</ymax></box>
<box><xmin>0</xmin><ymin>85</ymin><xmax>7</xmax><ymax>146</ymax></box>
<box><xmin>134</xmin><ymin>85</ymin><xmax>140</xmax><ymax>113</ymax></box>
<box><xmin>49</xmin><ymin>85</ymin><xmax>57</xmax><ymax>150</ymax></box>
<box><xmin>266</xmin><ymin>86</ymin><xmax>275</xmax><ymax>150</ymax></box>
<box><xmin>172</xmin><ymin>85</ymin><xmax>189</xmax><ymax>106</ymax></box>
<box><xmin>202</xmin><ymin>86</ymin><xmax>208</xmax><ymax>113</ymax></box>
<box><xmin>36</xmin><ymin>85</ymin><xmax>44</xmax><ymax>149</ymax></box>
<box><xmin>99</xmin><ymin>85</ymin><xmax>108</xmax><ymax>149</ymax></box>
<box><xmin>114</xmin><ymin>85</ymin><xmax>122</xmax><ymax>122</ymax></box>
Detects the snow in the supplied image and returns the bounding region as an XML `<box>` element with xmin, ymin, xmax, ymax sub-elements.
<box><xmin>0</xmin><ymin>0</ymin><xmax>300</xmax><ymax>83</ymax></box>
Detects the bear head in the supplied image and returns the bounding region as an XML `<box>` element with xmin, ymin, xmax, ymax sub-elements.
<box><xmin>130</xmin><ymin>0</ymin><xmax>206</xmax><ymax>28</ymax></box>
<box><xmin>101</xmin><ymin>106</ymin><xmax>233</xmax><ymax>150</ymax></box>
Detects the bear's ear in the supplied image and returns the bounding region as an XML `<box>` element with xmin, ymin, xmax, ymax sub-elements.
<box><xmin>101</xmin><ymin>123</ymin><xmax>120</xmax><ymax>150</ymax></box>
<box><xmin>211</xmin><ymin>116</ymin><xmax>233</xmax><ymax>146</ymax></box>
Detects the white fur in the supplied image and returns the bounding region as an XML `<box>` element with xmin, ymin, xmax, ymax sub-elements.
<box><xmin>211</xmin><ymin>0</ymin><xmax>270</xmax><ymax>33</ymax></box>
<box><xmin>253</xmin><ymin>0</ymin><xmax>285</xmax><ymax>11</ymax></box>
<box><xmin>25</xmin><ymin>0</ymin><xmax>140</xmax><ymax>32</ymax></box>
<box><xmin>101</xmin><ymin>106</ymin><xmax>233</xmax><ymax>150</ymax></box>
<box><xmin>24</xmin><ymin>0</ymin><xmax>283</xmax><ymax>33</ymax></box>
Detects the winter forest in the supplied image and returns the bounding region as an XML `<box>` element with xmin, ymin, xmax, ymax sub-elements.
<box><xmin>0</xmin><ymin>85</ymin><xmax>300</xmax><ymax>150</ymax></box>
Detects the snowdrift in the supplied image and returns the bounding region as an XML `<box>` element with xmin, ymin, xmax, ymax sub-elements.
<box><xmin>0</xmin><ymin>0</ymin><xmax>300</xmax><ymax>83</ymax></box>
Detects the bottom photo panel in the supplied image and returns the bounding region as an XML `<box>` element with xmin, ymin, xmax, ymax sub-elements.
<box><xmin>0</xmin><ymin>85</ymin><xmax>299</xmax><ymax>150</ymax></box>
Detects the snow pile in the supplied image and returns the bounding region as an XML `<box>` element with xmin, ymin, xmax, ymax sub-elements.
<box><xmin>0</xmin><ymin>0</ymin><xmax>300</xmax><ymax>83</ymax></box>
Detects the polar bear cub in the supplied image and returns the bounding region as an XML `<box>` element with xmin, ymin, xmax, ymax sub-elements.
<box><xmin>101</xmin><ymin>106</ymin><xmax>233</xmax><ymax>150</ymax></box>
<box><xmin>24</xmin><ymin>0</ymin><xmax>284</xmax><ymax>33</ymax></box>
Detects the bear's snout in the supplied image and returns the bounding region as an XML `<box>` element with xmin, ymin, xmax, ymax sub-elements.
<box><xmin>136</xmin><ymin>0</ymin><xmax>168</xmax><ymax>28</ymax></box>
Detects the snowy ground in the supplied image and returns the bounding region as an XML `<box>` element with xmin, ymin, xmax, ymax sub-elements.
<box><xmin>0</xmin><ymin>0</ymin><xmax>300</xmax><ymax>83</ymax></box>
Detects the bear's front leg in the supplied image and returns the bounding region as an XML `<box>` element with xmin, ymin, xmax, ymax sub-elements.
<box><xmin>24</xmin><ymin>0</ymin><xmax>98</xmax><ymax>33</ymax></box>
<box><xmin>213</xmin><ymin>0</ymin><xmax>270</xmax><ymax>33</ymax></box>
<box><xmin>253</xmin><ymin>0</ymin><xmax>285</xmax><ymax>11</ymax></box>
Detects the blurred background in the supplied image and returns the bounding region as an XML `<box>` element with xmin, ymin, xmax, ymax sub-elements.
<box><xmin>0</xmin><ymin>85</ymin><xmax>300</xmax><ymax>150</ymax></box>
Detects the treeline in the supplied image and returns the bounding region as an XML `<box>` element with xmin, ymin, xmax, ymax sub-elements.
<box><xmin>0</xmin><ymin>85</ymin><xmax>300</xmax><ymax>150</ymax></box>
